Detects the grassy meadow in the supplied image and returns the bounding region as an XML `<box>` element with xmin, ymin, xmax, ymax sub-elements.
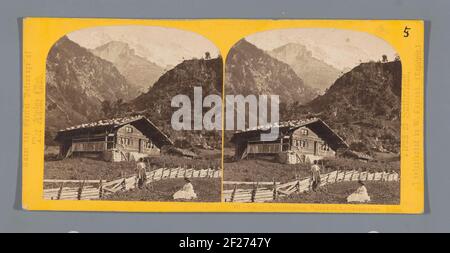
<box><xmin>105</xmin><ymin>178</ymin><xmax>221</xmax><ymax>202</ymax></box>
<box><xmin>275</xmin><ymin>181</ymin><xmax>400</xmax><ymax>204</ymax></box>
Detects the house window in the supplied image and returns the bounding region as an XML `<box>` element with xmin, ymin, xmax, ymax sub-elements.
<box><xmin>125</xmin><ymin>126</ymin><xmax>133</xmax><ymax>133</ymax></box>
<box><xmin>322</xmin><ymin>144</ymin><xmax>330</xmax><ymax>151</ymax></box>
<box><xmin>301</xmin><ymin>129</ymin><xmax>308</xmax><ymax>136</ymax></box>
<box><xmin>297</xmin><ymin>140</ymin><xmax>307</xmax><ymax>148</ymax></box>
<box><xmin>146</xmin><ymin>141</ymin><xmax>154</xmax><ymax>149</ymax></box>
<box><xmin>120</xmin><ymin>137</ymin><xmax>131</xmax><ymax>146</ymax></box>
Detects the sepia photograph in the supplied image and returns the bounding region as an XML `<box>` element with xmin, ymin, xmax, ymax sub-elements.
<box><xmin>223</xmin><ymin>28</ymin><xmax>401</xmax><ymax>204</ymax></box>
<box><xmin>43</xmin><ymin>26</ymin><xmax>223</xmax><ymax>202</ymax></box>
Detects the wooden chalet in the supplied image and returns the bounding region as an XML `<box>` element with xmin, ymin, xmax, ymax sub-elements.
<box><xmin>230</xmin><ymin>118</ymin><xmax>349</xmax><ymax>164</ymax></box>
<box><xmin>54</xmin><ymin>115</ymin><xmax>173</xmax><ymax>162</ymax></box>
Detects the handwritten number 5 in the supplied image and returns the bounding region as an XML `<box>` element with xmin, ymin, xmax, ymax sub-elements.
<box><xmin>403</xmin><ymin>26</ymin><xmax>411</xmax><ymax>37</ymax></box>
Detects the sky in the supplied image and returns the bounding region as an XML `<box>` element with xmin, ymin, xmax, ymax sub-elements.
<box><xmin>245</xmin><ymin>28</ymin><xmax>398</xmax><ymax>71</ymax></box>
<box><xmin>68</xmin><ymin>25</ymin><xmax>220</xmax><ymax>67</ymax></box>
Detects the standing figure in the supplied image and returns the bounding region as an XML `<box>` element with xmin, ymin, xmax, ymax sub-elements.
<box><xmin>136</xmin><ymin>158</ymin><xmax>147</xmax><ymax>189</ymax></box>
<box><xmin>311</xmin><ymin>160</ymin><xmax>321</xmax><ymax>191</ymax></box>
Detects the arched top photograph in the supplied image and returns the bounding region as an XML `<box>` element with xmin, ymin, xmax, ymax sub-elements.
<box><xmin>44</xmin><ymin>25</ymin><xmax>223</xmax><ymax>203</ymax></box>
<box><xmin>224</xmin><ymin>27</ymin><xmax>402</xmax><ymax>205</ymax></box>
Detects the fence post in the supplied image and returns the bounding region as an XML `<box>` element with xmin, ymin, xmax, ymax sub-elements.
<box><xmin>77</xmin><ymin>180</ymin><xmax>85</xmax><ymax>200</ymax></box>
<box><xmin>335</xmin><ymin>170</ymin><xmax>339</xmax><ymax>183</ymax></box>
<box><xmin>161</xmin><ymin>167</ymin><xmax>166</xmax><ymax>180</ymax></box>
<box><xmin>230</xmin><ymin>184</ymin><xmax>237</xmax><ymax>202</ymax></box>
<box><xmin>151</xmin><ymin>168</ymin><xmax>156</xmax><ymax>181</ymax></box>
<box><xmin>121</xmin><ymin>178</ymin><xmax>126</xmax><ymax>191</ymax></box>
<box><xmin>176</xmin><ymin>167</ymin><xmax>181</xmax><ymax>178</ymax></box>
<box><xmin>251</xmin><ymin>182</ymin><xmax>258</xmax><ymax>203</ymax></box>
<box><xmin>342</xmin><ymin>170</ymin><xmax>347</xmax><ymax>182</ymax></box>
<box><xmin>273</xmin><ymin>179</ymin><xmax>278</xmax><ymax>201</ymax></box>
<box><xmin>57</xmin><ymin>182</ymin><xmax>64</xmax><ymax>200</ymax></box>
<box><xmin>99</xmin><ymin>179</ymin><xmax>103</xmax><ymax>199</ymax></box>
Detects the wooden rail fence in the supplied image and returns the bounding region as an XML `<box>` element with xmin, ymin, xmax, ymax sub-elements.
<box><xmin>223</xmin><ymin>170</ymin><xmax>400</xmax><ymax>203</ymax></box>
<box><xmin>44</xmin><ymin>167</ymin><xmax>222</xmax><ymax>200</ymax></box>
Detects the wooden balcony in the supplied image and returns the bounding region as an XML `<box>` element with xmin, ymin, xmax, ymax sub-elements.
<box><xmin>247</xmin><ymin>143</ymin><xmax>289</xmax><ymax>154</ymax></box>
<box><xmin>72</xmin><ymin>141</ymin><xmax>113</xmax><ymax>152</ymax></box>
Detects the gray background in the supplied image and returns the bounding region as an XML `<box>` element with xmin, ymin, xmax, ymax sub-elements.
<box><xmin>0</xmin><ymin>0</ymin><xmax>446</xmax><ymax>232</ymax></box>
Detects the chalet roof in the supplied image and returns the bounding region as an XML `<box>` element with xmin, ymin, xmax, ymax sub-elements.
<box><xmin>231</xmin><ymin>118</ymin><xmax>349</xmax><ymax>150</ymax></box>
<box><xmin>59</xmin><ymin>115</ymin><xmax>145</xmax><ymax>131</ymax></box>
<box><xmin>239</xmin><ymin>118</ymin><xmax>321</xmax><ymax>133</ymax></box>
<box><xmin>54</xmin><ymin>115</ymin><xmax>173</xmax><ymax>147</ymax></box>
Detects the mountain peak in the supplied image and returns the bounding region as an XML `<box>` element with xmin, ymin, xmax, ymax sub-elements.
<box><xmin>91</xmin><ymin>41</ymin><xmax>164</xmax><ymax>96</ymax></box>
<box><xmin>268</xmin><ymin>43</ymin><xmax>341</xmax><ymax>93</ymax></box>
<box><xmin>226</xmin><ymin>39</ymin><xmax>317</xmax><ymax>105</ymax></box>
<box><xmin>93</xmin><ymin>41</ymin><xmax>135</xmax><ymax>60</ymax></box>
<box><xmin>273</xmin><ymin>43</ymin><xmax>308</xmax><ymax>52</ymax></box>
<box><xmin>97</xmin><ymin>40</ymin><xmax>130</xmax><ymax>50</ymax></box>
